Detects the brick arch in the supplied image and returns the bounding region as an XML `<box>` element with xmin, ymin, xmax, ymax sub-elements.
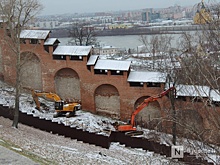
<box><xmin>135</xmin><ymin>96</ymin><xmax>162</xmax><ymax>130</ymax></box>
<box><xmin>20</xmin><ymin>51</ymin><xmax>42</xmax><ymax>90</ymax></box>
<box><xmin>176</xmin><ymin>109</ymin><xmax>204</xmax><ymax>138</ymax></box>
<box><xmin>94</xmin><ymin>84</ymin><xmax>120</xmax><ymax>119</ymax></box>
<box><xmin>54</xmin><ymin>68</ymin><xmax>80</xmax><ymax>101</ymax></box>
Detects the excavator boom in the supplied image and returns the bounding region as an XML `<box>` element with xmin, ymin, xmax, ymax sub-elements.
<box><xmin>23</xmin><ymin>87</ymin><xmax>62</xmax><ymax>111</ymax></box>
<box><xmin>117</xmin><ymin>87</ymin><xmax>175</xmax><ymax>132</ymax></box>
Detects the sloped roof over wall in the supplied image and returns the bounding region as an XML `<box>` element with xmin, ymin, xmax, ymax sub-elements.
<box><xmin>127</xmin><ymin>71</ymin><xmax>167</xmax><ymax>83</ymax></box>
<box><xmin>210</xmin><ymin>89</ymin><xmax>220</xmax><ymax>102</ymax></box>
<box><xmin>44</xmin><ymin>38</ymin><xmax>60</xmax><ymax>46</ymax></box>
<box><xmin>175</xmin><ymin>85</ymin><xmax>210</xmax><ymax>97</ymax></box>
<box><xmin>53</xmin><ymin>46</ymin><xmax>92</xmax><ymax>56</ymax></box>
<box><xmin>87</xmin><ymin>55</ymin><xmax>99</xmax><ymax>65</ymax></box>
<box><xmin>20</xmin><ymin>30</ymin><xmax>50</xmax><ymax>39</ymax></box>
<box><xmin>94</xmin><ymin>59</ymin><xmax>131</xmax><ymax>71</ymax></box>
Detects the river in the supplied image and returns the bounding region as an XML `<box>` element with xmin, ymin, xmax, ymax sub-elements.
<box><xmin>58</xmin><ymin>35</ymin><xmax>143</xmax><ymax>50</ymax></box>
<box><xmin>58</xmin><ymin>31</ymin><xmax>197</xmax><ymax>50</ymax></box>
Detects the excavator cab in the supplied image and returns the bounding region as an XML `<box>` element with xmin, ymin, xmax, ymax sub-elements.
<box><xmin>55</xmin><ymin>101</ymin><xmax>64</xmax><ymax>110</ymax></box>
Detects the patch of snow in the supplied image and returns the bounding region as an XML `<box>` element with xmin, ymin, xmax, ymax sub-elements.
<box><xmin>11</xmin><ymin>147</ymin><xmax>23</xmax><ymax>152</ymax></box>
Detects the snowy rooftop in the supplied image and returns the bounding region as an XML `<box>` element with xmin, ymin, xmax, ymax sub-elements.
<box><xmin>176</xmin><ymin>85</ymin><xmax>210</xmax><ymax>97</ymax></box>
<box><xmin>210</xmin><ymin>89</ymin><xmax>220</xmax><ymax>102</ymax></box>
<box><xmin>20</xmin><ymin>30</ymin><xmax>50</xmax><ymax>39</ymax></box>
<box><xmin>94</xmin><ymin>59</ymin><xmax>131</xmax><ymax>71</ymax></box>
<box><xmin>44</xmin><ymin>38</ymin><xmax>60</xmax><ymax>46</ymax></box>
<box><xmin>127</xmin><ymin>71</ymin><xmax>167</xmax><ymax>83</ymax></box>
<box><xmin>87</xmin><ymin>55</ymin><xmax>99</xmax><ymax>65</ymax></box>
<box><xmin>53</xmin><ymin>46</ymin><xmax>92</xmax><ymax>56</ymax></box>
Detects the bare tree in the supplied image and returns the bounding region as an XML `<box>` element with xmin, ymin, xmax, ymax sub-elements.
<box><xmin>0</xmin><ymin>0</ymin><xmax>42</xmax><ymax>128</ymax></box>
<box><xmin>139</xmin><ymin>3</ymin><xmax>220</xmax><ymax>161</ymax></box>
<box><xmin>68</xmin><ymin>23</ymin><xmax>97</xmax><ymax>46</ymax></box>
<box><xmin>139</xmin><ymin>34</ymin><xmax>181</xmax><ymax>144</ymax></box>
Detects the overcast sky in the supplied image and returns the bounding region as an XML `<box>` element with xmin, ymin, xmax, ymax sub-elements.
<box><xmin>39</xmin><ymin>0</ymin><xmax>204</xmax><ymax>15</ymax></box>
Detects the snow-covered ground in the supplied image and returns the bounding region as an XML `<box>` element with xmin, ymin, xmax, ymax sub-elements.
<box><xmin>0</xmin><ymin>80</ymin><xmax>219</xmax><ymax>164</ymax></box>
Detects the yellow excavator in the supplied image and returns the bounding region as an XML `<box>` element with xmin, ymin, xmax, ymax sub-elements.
<box><xmin>23</xmin><ymin>87</ymin><xmax>81</xmax><ymax>117</ymax></box>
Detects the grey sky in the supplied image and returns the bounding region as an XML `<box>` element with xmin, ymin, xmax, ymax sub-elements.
<box><xmin>39</xmin><ymin>0</ymin><xmax>204</xmax><ymax>15</ymax></box>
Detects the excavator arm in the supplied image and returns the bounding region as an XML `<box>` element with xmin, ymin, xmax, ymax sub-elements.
<box><xmin>23</xmin><ymin>87</ymin><xmax>62</xmax><ymax>111</ymax></box>
<box><xmin>117</xmin><ymin>87</ymin><xmax>175</xmax><ymax>132</ymax></box>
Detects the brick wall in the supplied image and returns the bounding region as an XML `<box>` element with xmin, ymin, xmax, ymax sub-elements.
<box><xmin>0</xmin><ymin>28</ymin><xmax>220</xmax><ymax>143</ymax></box>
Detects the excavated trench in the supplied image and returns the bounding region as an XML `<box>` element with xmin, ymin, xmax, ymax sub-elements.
<box><xmin>0</xmin><ymin>105</ymin><xmax>214</xmax><ymax>165</ymax></box>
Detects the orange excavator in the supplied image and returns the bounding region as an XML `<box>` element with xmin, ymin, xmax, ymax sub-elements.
<box><xmin>117</xmin><ymin>87</ymin><xmax>175</xmax><ymax>133</ymax></box>
<box><xmin>23</xmin><ymin>87</ymin><xmax>81</xmax><ymax>117</ymax></box>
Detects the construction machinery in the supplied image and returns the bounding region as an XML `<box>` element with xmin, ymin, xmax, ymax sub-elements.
<box><xmin>116</xmin><ymin>87</ymin><xmax>175</xmax><ymax>134</ymax></box>
<box><xmin>23</xmin><ymin>87</ymin><xmax>81</xmax><ymax>117</ymax></box>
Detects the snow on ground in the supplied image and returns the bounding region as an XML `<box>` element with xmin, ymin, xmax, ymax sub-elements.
<box><xmin>0</xmin><ymin>80</ymin><xmax>219</xmax><ymax>164</ymax></box>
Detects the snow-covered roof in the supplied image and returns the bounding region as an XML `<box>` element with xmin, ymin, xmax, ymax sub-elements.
<box><xmin>53</xmin><ymin>46</ymin><xmax>92</xmax><ymax>56</ymax></box>
<box><xmin>20</xmin><ymin>30</ymin><xmax>50</xmax><ymax>39</ymax></box>
<box><xmin>44</xmin><ymin>38</ymin><xmax>60</xmax><ymax>46</ymax></box>
<box><xmin>94</xmin><ymin>59</ymin><xmax>131</xmax><ymax>71</ymax></box>
<box><xmin>87</xmin><ymin>55</ymin><xmax>99</xmax><ymax>65</ymax></box>
<box><xmin>176</xmin><ymin>85</ymin><xmax>210</xmax><ymax>97</ymax></box>
<box><xmin>210</xmin><ymin>89</ymin><xmax>220</xmax><ymax>102</ymax></box>
<box><xmin>127</xmin><ymin>71</ymin><xmax>167</xmax><ymax>83</ymax></box>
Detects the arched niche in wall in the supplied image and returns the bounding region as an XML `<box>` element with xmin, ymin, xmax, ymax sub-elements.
<box><xmin>94</xmin><ymin>84</ymin><xmax>120</xmax><ymax>119</ymax></box>
<box><xmin>134</xmin><ymin>96</ymin><xmax>162</xmax><ymax>130</ymax></box>
<box><xmin>176</xmin><ymin>109</ymin><xmax>204</xmax><ymax>138</ymax></box>
<box><xmin>54</xmin><ymin>68</ymin><xmax>80</xmax><ymax>101</ymax></box>
<box><xmin>20</xmin><ymin>51</ymin><xmax>42</xmax><ymax>90</ymax></box>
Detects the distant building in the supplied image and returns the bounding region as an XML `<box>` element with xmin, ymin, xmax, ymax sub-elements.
<box><xmin>142</xmin><ymin>9</ymin><xmax>160</xmax><ymax>22</ymax></box>
<box><xmin>34</xmin><ymin>21</ymin><xmax>59</xmax><ymax>29</ymax></box>
<box><xmin>93</xmin><ymin>45</ymin><xmax>119</xmax><ymax>55</ymax></box>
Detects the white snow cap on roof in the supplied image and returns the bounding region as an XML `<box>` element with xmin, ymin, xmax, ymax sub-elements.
<box><xmin>210</xmin><ymin>89</ymin><xmax>220</xmax><ymax>102</ymax></box>
<box><xmin>94</xmin><ymin>59</ymin><xmax>131</xmax><ymax>71</ymax></box>
<box><xmin>176</xmin><ymin>84</ymin><xmax>210</xmax><ymax>97</ymax></box>
<box><xmin>20</xmin><ymin>30</ymin><xmax>50</xmax><ymax>39</ymax></box>
<box><xmin>53</xmin><ymin>45</ymin><xmax>92</xmax><ymax>56</ymax></box>
<box><xmin>87</xmin><ymin>55</ymin><xmax>99</xmax><ymax>65</ymax></box>
<box><xmin>127</xmin><ymin>71</ymin><xmax>167</xmax><ymax>83</ymax></box>
<box><xmin>44</xmin><ymin>38</ymin><xmax>60</xmax><ymax>46</ymax></box>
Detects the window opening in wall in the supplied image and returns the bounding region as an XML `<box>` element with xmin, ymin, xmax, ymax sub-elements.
<box><xmin>30</xmin><ymin>39</ymin><xmax>39</xmax><ymax>44</ymax></box>
<box><xmin>53</xmin><ymin>55</ymin><xmax>66</xmax><ymax>60</ymax></box>
<box><xmin>94</xmin><ymin>69</ymin><xmax>107</xmax><ymax>75</ymax></box>
<box><xmin>20</xmin><ymin>39</ymin><xmax>26</xmax><ymax>44</ymax></box>
<box><xmin>111</xmin><ymin>70</ymin><xmax>123</xmax><ymax>75</ymax></box>
<box><xmin>190</xmin><ymin>96</ymin><xmax>203</xmax><ymax>103</ymax></box>
<box><xmin>212</xmin><ymin>101</ymin><xmax>220</xmax><ymax>107</ymax></box>
<box><xmin>70</xmin><ymin>56</ymin><xmax>83</xmax><ymax>61</ymax></box>
<box><xmin>129</xmin><ymin>82</ymin><xmax>144</xmax><ymax>87</ymax></box>
<box><xmin>176</xmin><ymin>96</ymin><xmax>186</xmax><ymax>101</ymax></box>
<box><xmin>147</xmin><ymin>82</ymin><xmax>161</xmax><ymax>87</ymax></box>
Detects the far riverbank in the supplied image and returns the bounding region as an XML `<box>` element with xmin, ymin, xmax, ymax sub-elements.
<box><xmin>50</xmin><ymin>24</ymin><xmax>206</xmax><ymax>38</ymax></box>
